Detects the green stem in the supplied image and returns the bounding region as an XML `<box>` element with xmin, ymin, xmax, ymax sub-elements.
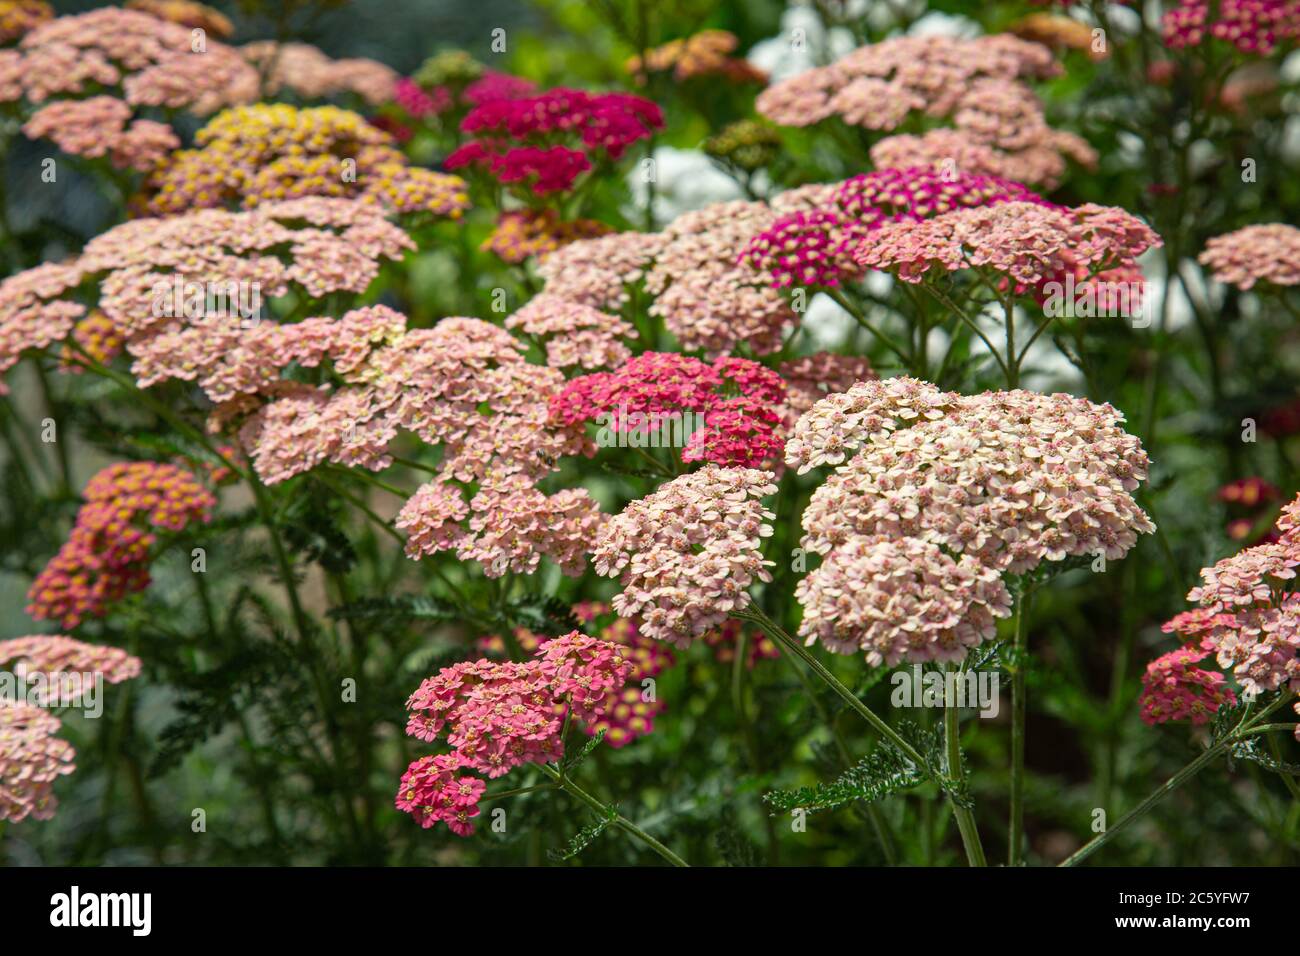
<box><xmin>944</xmin><ymin>685</ymin><xmax>988</xmax><ymax>867</ymax></box>
<box><xmin>1009</xmin><ymin>592</ymin><xmax>1030</xmax><ymax>866</ymax></box>
<box><xmin>824</xmin><ymin>287</ymin><xmax>912</xmax><ymax>366</ymax></box>
<box><xmin>1060</xmin><ymin>694</ymin><xmax>1292</xmax><ymax>866</ymax></box>
<box><xmin>538</xmin><ymin>764</ymin><xmax>688</xmax><ymax>866</ymax></box>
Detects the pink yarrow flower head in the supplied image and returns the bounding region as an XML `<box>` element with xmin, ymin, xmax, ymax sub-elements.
<box><xmin>1162</xmin><ymin>0</ymin><xmax>1300</xmax><ymax>55</ymax></box>
<box><xmin>1199</xmin><ymin>224</ymin><xmax>1300</xmax><ymax>290</ymax></box>
<box><xmin>853</xmin><ymin>200</ymin><xmax>1161</xmax><ymax>297</ymax></box>
<box><xmin>1158</xmin><ymin>497</ymin><xmax>1300</xmax><ymax>718</ymax></box>
<box><xmin>1139</xmin><ymin>640</ymin><xmax>1239</xmax><ymax>726</ymax></box>
<box><xmin>0</xmin><ymin>635</ymin><xmax>142</xmax><ymax>703</ymax></box>
<box><xmin>397</xmin><ymin>632</ymin><xmax>633</xmax><ymax>834</ymax></box>
<box><xmin>550</xmin><ymin>352</ymin><xmax>788</xmax><ymax>468</ymax></box>
<box><xmin>743</xmin><ymin>168</ymin><xmax>1053</xmax><ymax>288</ymax></box>
<box><xmin>0</xmin><ymin>703</ymin><xmax>75</xmax><ymax>823</ymax></box>
<box><xmin>27</xmin><ymin>462</ymin><xmax>215</xmax><ymax>629</ymax></box>
<box><xmin>592</xmin><ymin>465</ymin><xmax>778</xmax><ymax>646</ymax></box>
<box><xmin>788</xmin><ymin>377</ymin><xmax>1155</xmax><ymax>664</ymax></box>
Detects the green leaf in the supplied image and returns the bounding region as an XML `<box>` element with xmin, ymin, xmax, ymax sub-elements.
<box><xmin>547</xmin><ymin>804</ymin><xmax>618</xmax><ymax>862</ymax></box>
<box><xmin>763</xmin><ymin>742</ymin><xmax>926</xmax><ymax>815</ymax></box>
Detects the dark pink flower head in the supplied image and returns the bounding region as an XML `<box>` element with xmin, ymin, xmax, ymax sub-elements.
<box><xmin>397</xmin><ymin>632</ymin><xmax>634</xmax><ymax>835</ymax></box>
<box><xmin>1139</xmin><ymin>641</ymin><xmax>1238</xmax><ymax>726</ymax></box>
<box><xmin>463</xmin><ymin>72</ymin><xmax>537</xmax><ymax>105</ymax></box>
<box><xmin>550</xmin><ymin>351</ymin><xmax>788</xmax><ymax>467</ymax></box>
<box><xmin>394</xmin><ymin>77</ymin><xmax>452</xmax><ymax>117</ymax></box>
<box><xmin>1163</xmin><ymin>0</ymin><xmax>1300</xmax><ymax>55</ymax></box>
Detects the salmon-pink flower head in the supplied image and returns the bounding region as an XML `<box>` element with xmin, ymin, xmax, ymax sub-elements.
<box><xmin>0</xmin><ymin>7</ymin><xmax>257</xmax><ymax>113</ymax></box>
<box><xmin>395</xmin><ymin>472</ymin><xmax>606</xmax><ymax>578</ymax></box>
<box><xmin>22</xmin><ymin>96</ymin><xmax>178</xmax><ymax>171</ymax></box>
<box><xmin>26</xmin><ymin>462</ymin><xmax>216</xmax><ymax>629</ymax></box>
<box><xmin>536</xmin><ymin>231</ymin><xmax>667</xmax><ymax>312</ymax></box>
<box><xmin>1199</xmin><ymin>224</ymin><xmax>1300</xmax><ymax>290</ymax></box>
<box><xmin>853</xmin><ymin>200</ymin><xmax>1160</xmax><ymax>296</ymax></box>
<box><xmin>0</xmin><ymin>198</ymin><xmax>415</xmax><ymax>395</ymax></box>
<box><xmin>550</xmin><ymin>352</ymin><xmax>787</xmax><ymax>468</ymax></box>
<box><xmin>1163</xmin><ymin>505</ymin><xmax>1300</xmax><ymax>705</ymax></box>
<box><xmin>241</xmin><ymin>41</ymin><xmax>400</xmax><ymax>105</ymax></box>
<box><xmin>0</xmin><ymin>703</ymin><xmax>75</xmax><ymax>823</ymax></box>
<box><xmin>0</xmin><ymin>635</ymin><xmax>142</xmax><ymax>697</ymax></box>
<box><xmin>592</xmin><ymin>465</ymin><xmax>778</xmax><ymax>646</ymax></box>
<box><xmin>788</xmin><ymin>378</ymin><xmax>1155</xmax><ymax>664</ymax></box>
<box><xmin>136</xmin><ymin>104</ymin><xmax>469</xmax><ymax>218</ymax></box>
<box><xmin>743</xmin><ymin>168</ymin><xmax>1053</xmax><ymax>288</ymax></box>
<box><xmin>1139</xmin><ymin>641</ymin><xmax>1239</xmax><ymax>726</ymax></box>
<box><xmin>232</xmin><ymin>314</ymin><xmax>591</xmax><ymax>488</ymax></box>
<box><xmin>1162</xmin><ymin>0</ymin><xmax>1300</xmax><ymax>55</ymax></box>
<box><xmin>480</xmin><ymin>602</ymin><xmax>675</xmax><ymax>748</ymax></box>
<box><xmin>397</xmin><ymin>633</ymin><xmax>633</xmax><ymax>833</ymax></box>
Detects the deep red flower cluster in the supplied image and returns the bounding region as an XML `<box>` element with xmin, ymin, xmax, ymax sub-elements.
<box><xmin>446</xmin><ymin>87</ymin><xmax>663</xmax><ymax>194</ymax></box>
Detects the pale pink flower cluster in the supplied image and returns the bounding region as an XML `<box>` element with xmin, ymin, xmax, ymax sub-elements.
<box><xmin>592</xmin><ymin>465</ymin><xmax>778</xmax><ymax>646</ymax></box>
<box><xmin>21</xmin><ymin>95</ymin><xmax>178</xmax><ymax>171</ymax></box>
<box><xmin>854</xmin><ymin>200</ymin><xmax>1160</xmax><ymax>294</ymax></box>
<box><xmin>0</xmin><ymin>198</ymin><xmax>413</xmax><ymax>392</ymax></box>
<box><xmin>397</xmin><ymin>632</ymin><xmax>632</xmax><ymax>833</ymax></box>
<box><xmin>789</xmin><ymin>378</ymin><xmax>1154</xmax><ymax>665</ymax></box>
<box><xmin>0</xmin><ymin>7</ymin><xmax>257</xmax><ymax>113</ymax></box>
<box><xmin>535</xmin><ymin>204</ymin><xmax>793</xmax><ymax>356</ymax></box>
<box><xmin>0</xmin><ymin>704</ymin><xmax>74</xmax><ymax>823</ymax></box>
<box><xmin>757</xmin><ymin>35</ymin><xmax>1091</xmax><ymax>188</ymax></box>
<box><xmin>398</xmin><ymin>472</ymin><xmax>606</xmax><ymax>578</ymax></box>
<box><xmin>505</xmin><ymin>293</ymin><xmax>638</xmax><ymax>369</ymax></box>
<box><xmin>1198</xmin><ymin>224</ymin><xmax>1300</xmax><ymax>290</ymax></box>
<box><xmin>242</xmin><ymin>41</ymin><xmax>399</xmax><ymax>105</ymax></box>
<box><xmin>0</xmin><ymin>635</ymin><xmax>143</xmax><ymax>696</ymax></box>
<box><xmin>1</xmin><ymin>635</ymin><xmax>141</xmax><ymax>823</ymax></box>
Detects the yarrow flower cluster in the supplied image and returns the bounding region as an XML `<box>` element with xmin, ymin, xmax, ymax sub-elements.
<box><xmin>788</xmin><ymin>377</ymin><xmax>1155</xmax><ymax>665</ymax></box>
<box><xmin>0</xmin><ymin>8</ymin><xmax>257</xmax><ymax>114</ymax></box>
<box><xmin>134</xmin><ymin>104</ymin><xmax>469</xmax><ymax>218</ymax></box>
<box><xmin>1151</xmin><ymin>495</ymin><xmax>1300</xmax><ymax>734</ymax></box>
<box><xmin>22</xmin><ymin>95</ymin><xmax>178</xmax><ymax>171</ymax></box>
<box><xmin>126</xmin><ymin>0</ymin><xmax>232</xmax><ymax>37</ymax></box>
<box><xmin>756</xmin><ymin>35</ymin><xmax>1094</xmax><ymax>188</ymax></box>
<box><xmin>0</xmin><ymin>197</ymin><xmax>415</xmax><ymax>392</ymax></box>
<box><xmin>743</xmin><ymin>168</ymin><xmax>1053</xmax><ymax>288</ymax></box>
<box><xmin>592</xmin><ymin>465</ymin><xmax>778</xmax><ymax>645</ymax></box>
<box><xmin>479</xmin><ymin>601</ymin><xmax>676</xmax><ymax>748</ymax></box>
<box><xmin>480</xmin><ymin>210</ymin><xmax>612</xmax><ymax>265</ymax></box>
<box><xmin>1139</xmin><ymin>640</ymin><xmax>1239</xmax><ymax>726</ymax></box>
<box><xmin>0</xmin><ymin>635</ymin><xmax>142</xmax><ymax>702</ymax></box>
<box><xmin>625</xmin><ymin>30</ymin><xmax>766</xmax><ymax>84</ymax></box>
<box><xmin>1199</xmin><ymin>223</ymin><xmax>1300</xmax><ymax>290</ymax></box>
<box><xmin>446</xmin><ymin>87</ymin><xmax>663</xmax><ymax>195</ymax></box>
<box><xmin>0</xmin><ymin>704</ymin><xmax>74</xmax><ymax>823</ymax></box>
<box><xmin>550</xmin><ymin>352</ymin><xmax>788</xmax><ymax>468</ymax></box>
<box><xmin>1162</xmin><ymin>0</ymin><xmax>1300</xmax><ymax>56</ymax></box>
<box><xmin>505</xmin><ymin>293</ymin><xmax>636</xmax><ymax>369</ymax></box>
<box><xmin>27</xmin><ymin>462</ymin><xmax>216</xmax><ymax>628</ymax></box>
<box><xmin>853</xmin><ymin>200</ymin><xmax>1160</xmax><ymax>296</ymax></box>
<box><xmin>397</xmin><ymin>632</ymin><xmax>633</xmax><ymax>833</ymax></box>
<box><xmin>241</xmin><ymin>41</ymin><xmax>400</xmax><ymax>105</ymax></box>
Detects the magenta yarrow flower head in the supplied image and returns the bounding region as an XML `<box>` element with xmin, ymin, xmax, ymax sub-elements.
<box><xmin>1162</xmin><ymin>0</ymin><xmax>1300</xmax><ymax>55</ymax></box>
<box><xmin>397</xmin><ymin>632</ymin><xmax>633</xmax><ymax>834</ymax></box>
<box><xmin>592</xmin><ymin>465</ymin><xmax>778</xmax><ymax>646</ymax></box>
<box><xmin>788</xmin><ymin>377</ymin><xmax>1154</xmax><ymax>665</ymax></box>
<box><xmin>550</xmin><ymin>352</ymin><xmax>788</xmax><ymax>468</ymax></box>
